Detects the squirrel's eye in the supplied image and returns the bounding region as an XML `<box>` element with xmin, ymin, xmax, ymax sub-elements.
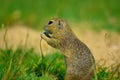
<box><xmin>48</xmin><ymin>20</ymin><xmax>53</xmax><ymax>25</ymax></box>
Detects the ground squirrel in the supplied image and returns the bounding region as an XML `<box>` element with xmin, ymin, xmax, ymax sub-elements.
<box><xmin>41</xmin><ymin>18</ymin><xmax>95</xmax><ymax>80</ymax></box>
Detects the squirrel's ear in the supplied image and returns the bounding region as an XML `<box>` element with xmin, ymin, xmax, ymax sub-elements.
<box><xmin>58</xmin><ymin>20</ymin><xmax>63</xmax><ymax>29</ymax></box>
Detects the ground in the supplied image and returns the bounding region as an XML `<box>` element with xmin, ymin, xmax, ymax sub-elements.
<box><xmin>0</xmin><ymin>25</ymin><xmax>120</xmax><ymax>66</ymax></box>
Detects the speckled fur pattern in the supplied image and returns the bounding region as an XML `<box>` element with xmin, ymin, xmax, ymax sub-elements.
<box><xmin>41</xmin><ymin>18</ymin><xmax>95</xmax><ymax>80</ymax></box>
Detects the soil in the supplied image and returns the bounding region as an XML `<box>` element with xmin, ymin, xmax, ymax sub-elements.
<box><xmin>0</xmin><ymin>25</ymin><xmax>120</xmax><ymax>66</ymax></box>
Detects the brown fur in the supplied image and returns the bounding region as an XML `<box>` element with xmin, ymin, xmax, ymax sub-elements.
<box><xmin>41</xmin><ymin>18</ymin><xmax>95</xmax><ymax>80</ymax></box>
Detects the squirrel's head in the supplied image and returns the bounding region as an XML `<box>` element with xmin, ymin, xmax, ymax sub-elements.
<box><xmin>43</xmin><ymin>18</ymin><xmax>72</xmax><ymax>39</ymax></box>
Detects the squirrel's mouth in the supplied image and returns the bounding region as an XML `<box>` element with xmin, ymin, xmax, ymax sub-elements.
<box><xmin>43</xmin><ymin>30</ymin><xmax>53</xmax><ymax>38</ymax></box>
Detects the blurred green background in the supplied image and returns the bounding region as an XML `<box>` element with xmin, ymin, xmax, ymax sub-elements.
<box><xmin>0</xmin><ymin>0</ymin><xmax>120</xmax><ymax>32</ymax></box>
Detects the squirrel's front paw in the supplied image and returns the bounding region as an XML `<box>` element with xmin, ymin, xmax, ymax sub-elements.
<box><xmin>41</xmin><ymin>32</ymin><xmax>47</xmax><ymax>40</ymax></box>
<box><xmin>41</xmin><ymin>31</ymin><xmax>53</xmax><ymax>38</ymax></box>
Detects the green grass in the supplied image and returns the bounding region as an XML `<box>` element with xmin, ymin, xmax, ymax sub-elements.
<box><xmin>96</xmin><ymin>64</ymin><xmax>120</xmax><ymax>80</ymax></box>
<box><xmin>0</xmin><ymin>46</ymin><xmax>120</xmax><ymax>80</ymax></box>
<box><xmin>0</xmin><ymin>47</ymin><xmax>40</xmax><ymax>80</ymax></box>
<box><xmin>34</xmin><ymin>52</ymin><xmax>66</xmax><ymax>80</ymax></box>
<box><xmin>0</xmin><ymin>47</ymin><xmax>66</xmax><ymax>80</ymax></box>
<box><xmin>0</xmin><ymin>0</ymin><xmax>120</xmax><ymax>32</ymax></box>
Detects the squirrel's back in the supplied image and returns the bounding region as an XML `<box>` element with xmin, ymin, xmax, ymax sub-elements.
<box><xmin>60</xmin><ymin>31</ymin><xmax>95</xmax><ymax>80</ymax></box>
